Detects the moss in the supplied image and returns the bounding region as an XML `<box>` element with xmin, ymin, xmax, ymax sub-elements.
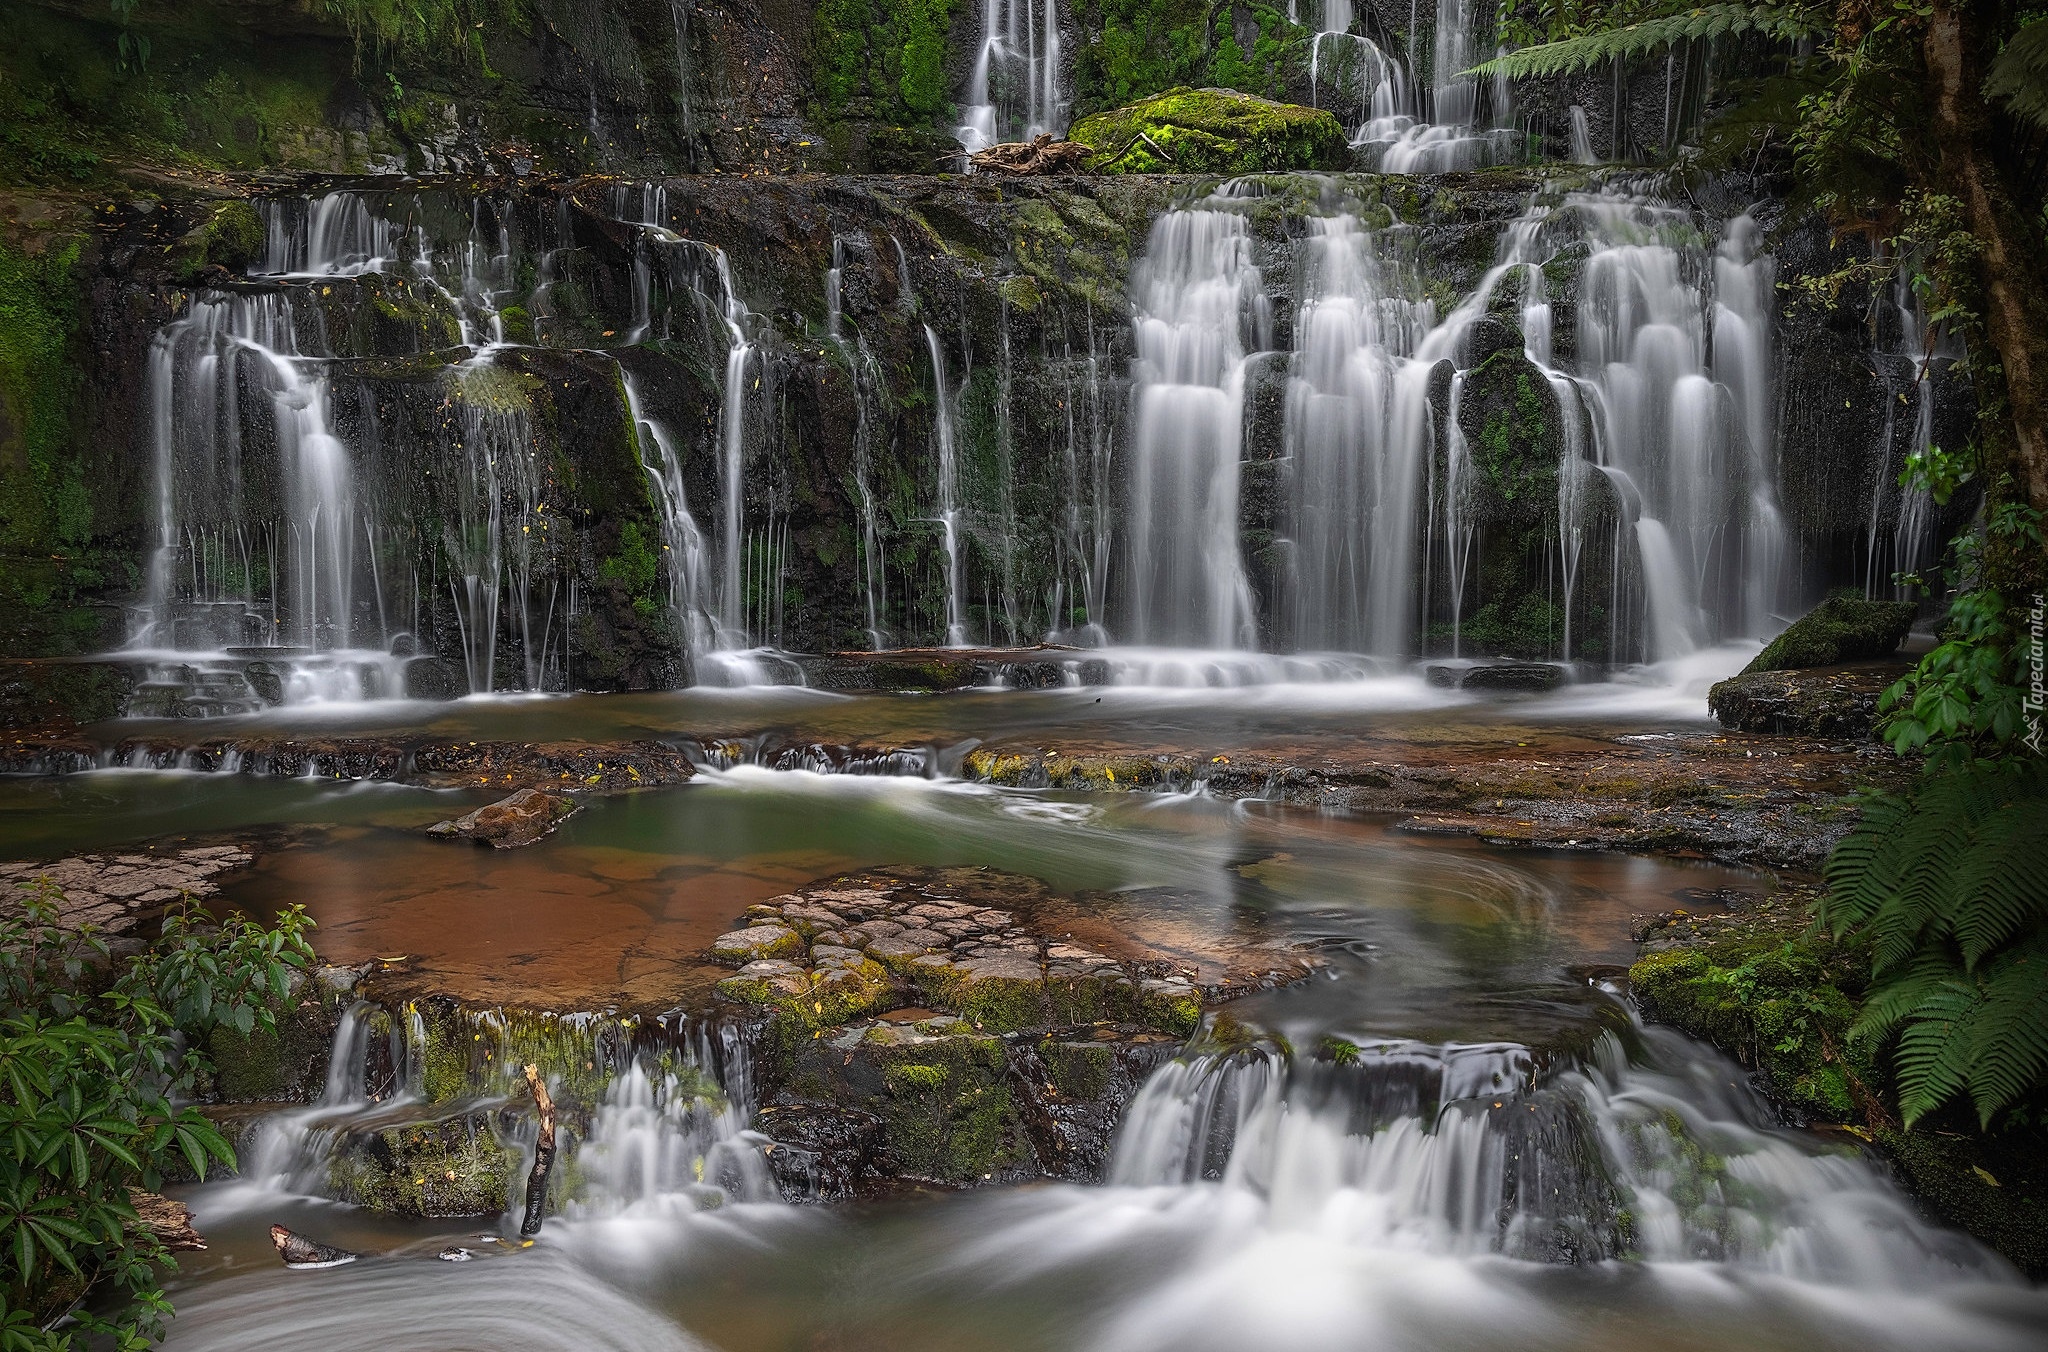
<box><xmin>1071</xmin><ymin>87</ymin><xmax>1349</xmax><ymax>174</ymax></box>
<box><xmin>1875</xmin><ymin>1125</ymin><xmax>2048</xmax><ymax>1279</ymax></box>
<box><xmin>196</xmin><ymin>200</ymin><xmax>265</xmax><ymax>273</ymax></box>
<box><xmin>327</xmin><ymin>1110</ymin><xmax>515</xmax><ymax>1217</ymax></box>
<box><xmin>1629</xmin><ymin>926</ymin><xmax>1877</xmax><ymax>1125</ymax></box>
<box><xmin>1743</xmin><ymin>594</ymin><xmax>1917</xmax><ymax>673</ymax></box>
<box><xmin>1073</xmin><ymin>0</ymin><xmax>1307</xmax><ymax>114</ymax></box>
<box><xmin>206</xmin><ymin>998</ymin><xmax>335</xmax><ymax>1102</ymax></box>
<box><xmin>813</xmin><ymin>0</ymin><xmax>961</xmax><ymax>124</ymax></box>
<box><xmin>996</xmin><ymin>274</ymin><xmax>1043</xmax><ymax>313</ymax></box>
<box><xmin>1039</xmin><ymin>1039</ymin><xmax>1114</xmax><ymax>1101</ymax></box>
<box><xmin>600</xmin><ymin>519</ymin><xmax>663</xmax><ymax>620</ymax></box>
<box><xmin>497</xmin><ymin>304</ymin><xmax>535</xmax><ymax>344</ymax></box>
<box><xmin>869</xmin><ymin>1033</ymin><xmax>1029</xmax><ymax>1182</ymax></box>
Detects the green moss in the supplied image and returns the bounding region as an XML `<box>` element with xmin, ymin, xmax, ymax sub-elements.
<box><xmin>814</xmin><ymin>0</ymin><xmax>961</xmax><ymax>123</ymax></box>
<box><xmin>600</xmin><ymin>519</ymin><xmax>663</xmax><ymax>620</ymax></box>
<box><xmin>1629</xmin><ymin>926</ymin><xmax>1878</xmax><ymax>1125</ymax></box>
<box><xmin>327</xmin><ymin>1111</ymin><xmax>514</xmax><ymax>1216</ymax></box>
<box><xmin>1744</xmin><ymin>594</ymin><xmax>1917</xmax><ymax>673</ymax></box>
<box><xmin>1039</xmin><ymin>1039</ymin><xmax>1114</xmax><ymax>1101</ymax></box>
<box><xmin>1875</xmin><ymin>1126</ymin><xmax>2048</xmax><ymax>1279</ymax></box>
<box><xmin>1070</xmin><ymin>87</ymin><xmax>1348</xmax><ymax>174</ymax></box>
<box><xmin>871</xmin><ymin>1033</ymin><xmax>1027</xmax><ymax>1182</ymax></box>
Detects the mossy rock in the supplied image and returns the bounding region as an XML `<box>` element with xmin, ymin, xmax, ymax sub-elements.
<box><xmin>1743</xmin><ymin>595</ymin><xmax>1916</xmax><ymax>673</ymax></box>
<box><xmin>1070</xmin><ymin>87</ymin><xmax>1348</xmax><ymax>174</ymax></box>
<box><xmin>327</xmin><ymin>1110</ymin><xmax>515</xmax><ymax>1217</ymax></box>
<box><xmin>206</xmin><ymin>997</ymin><xmax>337</xmax><ymax>1103</ymax></box>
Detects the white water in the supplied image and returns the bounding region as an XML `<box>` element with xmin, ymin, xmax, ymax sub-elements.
<box><xmin>1124</xmin><ymin>197</ymin><xmax>1266</xmax><ymax>650</ymax></box>
<box><xmin>1307</xmin><ymin>0</ymin><xmax>1519</xmax><ymax>171</ymax></box>
<box><xmin>924</xmin><ymin>325</ymin><xmax>972</xmax><ymax>646</ymax></box>
<box><xmin>957</xmin><ymin>0</ymin><xmax>1066</xmax><ymax>155</ymax></box>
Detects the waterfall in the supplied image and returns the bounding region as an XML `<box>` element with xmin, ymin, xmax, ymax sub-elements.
<box><xmin>924</xmin><ymin>325</ymin><xmax>971</xmax><ymax>647</ymax></box>
<box><xmin>223</xmin><ymin>1005</ymin><xmax>775</xmax><ymax>1224</ymax></box>
<box><xmin>1124</xmin><ymin>196</ymin><xmax>1267</xmax><ymax>650</ymax></box>
<box><xmin>621</xmin><ymin>368</ymin><xmax>719</xmax><ymax>658</ymax></box>
<box><xmin>957</xmin><ymin>0</ymin><xmax>1066</xmax><ymax>155</ymax></box>
<box><xmin>1284</xmin><ymin>214</ymin><xmax>1438</xmax><ymax>656</ymax></box>
<box><xmin>1568</xmin><ymin>105</ymin><xmax>1597</xmax><ymax>164</ymax></box>
<box><xmin>1341</xmin><ymin>0</ymin><xmax>1518</xmax><ymax>171</ymax></box>
<box><xmin>1574</xmin><ymin>195</ymin><xmax>1782</xmax><ymax>657</ymax></box>
<box><xmin>1866</xmin><ymin>261</ymin><xmax>1956</xmax><ymax>598</ymax></box>
<box><xmin>1103</xmin><ymin>1027</ymin><xmax>2009</xmax><ymax>1279</ymax></box>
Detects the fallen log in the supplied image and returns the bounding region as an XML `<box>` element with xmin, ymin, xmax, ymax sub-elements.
<box><xmin>520</xmin><ymin>1062</ymin><xmax>557</xmax><ymax>1237</ymax></box>
<box><xmin>269</xmin><ymin>1224</ymin><xmax>359</xmax><ymax>1269</ymax></box>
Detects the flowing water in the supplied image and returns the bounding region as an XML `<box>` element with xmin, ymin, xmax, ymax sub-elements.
<box><xmin>958</xmin><ymin>0</ymin><xmax>1067</xmax><ymax>155</ymax></box>
<box><xmin>110</xmin><ymin>752</ymin><xmax>2041</xmax><ymax>1350</ymax></box>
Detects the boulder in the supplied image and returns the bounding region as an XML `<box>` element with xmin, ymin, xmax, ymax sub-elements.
<box><xmin>426</xmin><ymin>788</ymin><xmax>577</xmax><ymax>848</ymax></box>
<box><xmin>1708</xmin><ymin>664</ymin><xmax>1907</xmax><ymax>737</ymax></box>
<box><xmin>1070</xmin><ymin>87</ymin><xmax>1350</xmax><ymax>174</ymax></box>
<box><xmin>1744</xmin><ymin>596</ymin><xmax>1916</xmax><ymax>674</ymax></box>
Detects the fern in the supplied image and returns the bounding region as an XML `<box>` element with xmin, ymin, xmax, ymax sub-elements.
<box><xmin>1824</xmin><ymin>761</ymin><xmax>2048</xmax><ymax>1127</ymax></box>
<box><xmin>1466</xmin><ymin>4</ymin><xmax>1827</xmax><ymax>82</ymax></box>
<box><xmin>1985</xmin><ymin>21</ymin><xmax>2048</xmax><ymax>135</ymax></box>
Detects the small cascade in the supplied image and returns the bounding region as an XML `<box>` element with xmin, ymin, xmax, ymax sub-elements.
<box><xmin>1283</xmin><ymin>212</ymin><xmax>1438</xmax><ymax>657</ymax></box>
<box><xmin>825</xmin><ymin>236</ymin><xmax>892</xmax><ymax>648</ymax></box>
<box><xmin>230</xmin><ymin>1002</ymin><xmax>776</xmax><ymax>1225</ymax></box>
<box><xmin>1574</xmin><ymin>195</ymin><xmax>1784</xmax><ymax>657</ymax></box>
<box><xmin>924</xmin><ymin>325</ymin><xmax>972</xmax><ymax>647</ymax></box>
<box><xmin>1103</xmin><ymin>1026</ymin><xmax>2009</xmax><ymax>1277</ymax></box>
<box><xmin>1866</xmin><ymin>262</ymin><xmax>1958</xmax><ymax>598</ymax></box>
<box><xmin>622</xmin><ymin>368</ymin><xmax>720</xmax><ymax>658</ymax></box>
<box><xmin>1568</xmin><ymin>105</ymin><xmax>1597</xmax><ymax>164</ymax></box>
<box><xmin>1342</xmin><ymin>0</ymin><xmax>1518</xmax><ymax>172</ymax></box>
<box><xmin>957</xmin><ymin>0</ymin><xmax>1066</xmax><ymax>155</ymax></box>
<box><xmin>1124</xmin><ymin>193</ymin><xmax>1268</xmax><ymax>650</ymax></box>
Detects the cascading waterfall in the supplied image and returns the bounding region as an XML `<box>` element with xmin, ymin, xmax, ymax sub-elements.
<box><xmin>1124</xmin><ymin>194</ymin><xmax>1267</xmax><ymax>650</ymax></box>
<box><xmin>1574</xmin><ymin>195</ymin><xmax>1784</xmax><ymax>657</ymax></box>
<box><xmin>621</xmin><ymin>370</ymin><xmax>719</xmax><ymax>658</ymax></box>
<box><xmin>1102</xmin><ymin>1026</ymin><xmax>2008</xmax><ymax>1279</ymax></box>
<box><xmin>226</xmin><ymin>1005</ymin><xmax>774</xmax><ymax>1225</ymax></box>
<box><xmin>1866</xmin><ymin>261</ymin><xmax>1957</xmax><ymax>599</ymax></box>
<box><xmin>1283</xmin><ymin>212</ymin><xmax>1439</xmax><ymax>657</ymax></box>
<box><xmin>957</xmin><ymin>0</ymin><xmax>1066</xmax><ymax>155</ymax></box>
<box><xmin>924</xmin><ymin>325</ymin><xmax>972</xmax><ymax>647</ymax></box>
<box><xmin>1317</xmin><ymin>0</ymin><xmax>1518</xmax><ymax>171</ymax></box>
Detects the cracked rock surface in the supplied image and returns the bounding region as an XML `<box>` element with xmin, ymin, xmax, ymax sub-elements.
<box><xmin>0</xmin><ymin>845</ymin><xmax>252</xmax><ymax>934</ymax></box>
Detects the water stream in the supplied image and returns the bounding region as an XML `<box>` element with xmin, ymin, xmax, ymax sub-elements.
<box><xmin>129</xmin><ymin>761</ymin><xmax>2040</xmax><ymax>1350</ymax></box>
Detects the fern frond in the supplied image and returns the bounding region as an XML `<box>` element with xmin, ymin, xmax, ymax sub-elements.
<box><xmin>1963</xmin><ymin>937</ymin><xmax>2048</xmax><ymax>1127</ymax></box>
<box><xmin>1986</xmin><ymin>21</ymin><xmax>2048</xmax><ymax>136</ymax></box>
<box><xmin>1891</xmin><ymin>982</ymin><xmax>1981</xmax><ymax>1127</ymax></box>
<box><xmin>1467</xmin><ymin>5</ymin><xmax>1827</xmax><ymax>82</ymax></box>
<box><xmin>1949</xmin><ymin>805</ymin><xmax>2048</xmax><ymax>968</ymax></box>
<box><xmin>1850</xmin><ymin>948</ymin><xmax>1967</xmax><ymax>1045</ymax></box>
<box><xmin>1819</xmin><ymin>793</ymin><xmax>1913</xmax><ymax>933</ymax></box>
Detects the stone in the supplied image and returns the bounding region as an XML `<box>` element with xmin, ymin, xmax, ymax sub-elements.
<box><xmin>1070</xmin><ymin>87</ymin><xmax>1350</xmax><ymax>174</ymax></box>
<box><xmin>425</xmin><ymin>788</ymin><xmax>577</xmax><ymax>848</ymax></box>
<box><xmin>1709</xmin><ymin>665</ymin><xmax>1904</xmax><ymax>737</ymax></box>
<box><xmin>710</xmin><ymin>924</ymin><xmax>803</xmax><ymax>963</ymax></box>
<box><xmin>1458</xmin><ymin>662</ymin><xmax>1567</xmax><ymax>692</ymax></box>
<box><xmin>1743</xmin><ymin>596</ymin><xmax>1917</xmax><ymax>674</ymax></box>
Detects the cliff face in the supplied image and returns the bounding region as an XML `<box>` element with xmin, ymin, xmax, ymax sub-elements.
<box><xmin>0</xmin><ymin>0</ymin><xmax>1958</xmax><ymax>705</ymax></box>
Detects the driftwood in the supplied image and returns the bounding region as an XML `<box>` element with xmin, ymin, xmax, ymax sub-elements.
<box><xmin>130</xmin><ymin>1190</ymin><xmax>206</xmax><ymax>1253</ymax></box>
<box><xmin>269</xmin><ymin>1224</ymin><xmax>359</xmax><ymax>1268</ymax></box>
<box><xmin>520</xmin><ymin>1063</ymin><xmax>557</xmax><ymax>1237</ymax></box>
<box><xmin>969</xmin><ymin>134</ymin><xmax>1095</xmax><ymax>176</ymax></box>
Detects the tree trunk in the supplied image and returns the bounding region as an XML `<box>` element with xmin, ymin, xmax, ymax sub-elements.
<box><xmin>520</xmin><ymin>1063</ymin><xmax>557</xmax><ymax>1237</ymax></box>
<box><xmin>1923</xmin><ymin>0</ymin><xmax>2048</xmax><ymax>517</ymax></box>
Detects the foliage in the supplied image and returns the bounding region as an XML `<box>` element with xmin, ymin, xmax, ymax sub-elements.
<box><xmin>1878</xmin><ymin>498</ymin><xmax>2043</xmax><ymax>763</ymax></box>
<box><xmin>1473</xmin><ymin>4</ymin><xmax>1825</xmax><ymax>81</ymax></box>
<box><xmin>813</xmin><ymin>0</ymin><xmax>962</xmax><ymax>120</ymax></box>
<box><xmin>1071</xmin><ymin>0</ymin><xmax>1308</xmax><ymax>117</ymax></box>
<box><xmin>1820</xmin><ymin>761</ymin><xmax>2048</xmax><ymax>1128</ymax></box>
<box><xmin>1069</xmin><ymin>86</ymin><xmax>1348</xmax><ymax>173</ymax></box>
<box><xmin>1984</xmin><ymin>18</ymin><xmax>2048</xmax><ymax>133</ymax></box>
<box><xmin>0</xmin><ymin>886</ymin><xmax>314</xmax><ymax>1348</ymax></box>
<box><xmin>316</xmin><ymin>0</ymin><xmax>529</xmax><ymax>68</ymax></box>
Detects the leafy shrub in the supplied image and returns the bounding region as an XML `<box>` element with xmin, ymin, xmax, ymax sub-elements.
<box><xmin>1820</xmin><ymin>761</ymin><xmax>2048</xmax><ymax>1127</ymax></box>
<box><xmin>0</xmin><ymin>885</ymin><xmax>314</xmax><ymax>1349</ymax></box>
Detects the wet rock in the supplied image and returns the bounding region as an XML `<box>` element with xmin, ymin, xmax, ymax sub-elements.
<box><xmin>710</xmin><ymin>925</ymin><xmax>804</xmax><ymax>964</ymax></box>
<box><xmin>1071</xmin><ymin>87</ymin><xmax>1350</xmax><ymax>174</ymax></box>
<box><xmin>1427</xmin><ymin>661</ymin><xmax>1568</xmax><ymax>691</ymax></box>
<box><xmin>1743</xmin><ymin>596</ymin><xmax>1916</xmax><ymax>673</ymax></box>
<box><xmin>0</xmin><ymin>845</ymin><xmax>254</xmax><ymax>936</ymax></box>
<box><xmin>269</xmin><ymin>1224</ymin><xmax>358</xmax><ymax>1268</ymax></box>
<box><xmin>1708</xmin><ymin>664</ymin><xmax>1906</xmax><ymax>737</ymax></box>
<box><xmin>326</xmin><ymin>1107</ymin><xmax>517</xmax><ymax>1218</ymax></box>
<box><xmin>426</xmin><ymin>788</ymin><xmax>578</xmax><ymax>848</ymax></box>
<box><xmin>709</xmin><ymin>868</ymin><xmax>1234</xmax><ymax>1038</ymax></box>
